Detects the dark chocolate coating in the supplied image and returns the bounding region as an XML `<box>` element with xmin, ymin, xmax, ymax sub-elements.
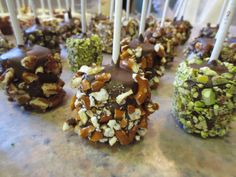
<box><xmin>0</xmin><ymin>47</ymin><xmax>26</xmax><ymax>76</ymax></box>
<box><xmin>0</xmin><ymin>45</ymin><xmax>65</xmax><ymax>112</ymax></box>
<box><xmin>0</xmin><ymin>46</ymin><xmax>51</xmax><ymax>76</ymax></box>
<box><xmin>104</xmin><ymin>65</ymin><xmax>135</xmax><ymax>89</ymax></box>
<box><xmin>128</xmin><ymin>37</ymin><xmax>155</xmax><ymax>56</ymax></box>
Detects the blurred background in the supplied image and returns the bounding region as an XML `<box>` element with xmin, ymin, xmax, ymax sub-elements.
<box><xmin>0</xmin><ymin>0</ymin><xmax>236</xmax><ymax>25</ymax></box>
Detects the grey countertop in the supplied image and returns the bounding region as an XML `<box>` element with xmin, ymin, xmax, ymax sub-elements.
<box><xmin>0</xmin><ymin>27</ymin><xmax>235</xmax><ymax>177</ymax></box>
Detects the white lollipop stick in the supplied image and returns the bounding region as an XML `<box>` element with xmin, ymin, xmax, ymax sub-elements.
<box><xmin>65</xmin><ymin>0</ymin><xmax>69</xmax><ymax>10</ymax></box>
<box><xmin>110</xmin><ymin>0</ymin><xmax>114</xmax><ymax>20</ymax></box>
<box><xmin>47</xmin><ymin>0</ymin><xmax>53</xmax><ymax>17</ymax></box>
<box><xmin>40</xmin><ymin>0</ymin><xmax>46</xmax><ymax>16</ymax></box>
<box><xmin>217</xmin><ymin>0</ymin><xmax>228</xmax><ymax>25</ymax></box>
<box><xmin>98</xmin><ymin>0</ymin><xmax>101</xmax><ymax>14</ymax></box>
<box><xmin>57</xmin><ymin>0</ymin><xmax>62</xmax><ymax>12</ymax></box>
<box><xmin>174</xmin><ymin>0</ymin><xmax>183</xmax><ymax>18</ymax></box>
<box><xmin>178</xmin><ymin>0</ymin><xmax>188</xmax><ymax>20</ymax></box>
<box><xmin>64</xmin><ymin>12</ymin><xmax>70</xmax><ymax>22</ymax></box>
<box><xmin>139</xmin><ymin>0</ymin><xmax>148</xmax><ymax>35</ymax></box>
<box><xmin>160</xmin><ymin>0</ymin><xmax>170</xmax><ymax>28</ymax></box>
<box><xmin>16</xmin><ymin>0</ymin><xmax>22</xmax><ymax>16</ymax></box>
<box><xmin>6</xmin><ymin>0</ymin><xmax>24</xmax><ymax>45</ymax></box>
<box><xmin>0</xmin><ymin>0</ymin><xmax>4</xmax><ymax>14</ymax></box>
<box><xmin>71</xmin><ymin>0</ymin><xmax>75</xmax><ymax>14</ymax></box>
<box><xmin>21</xmin><ymin>0</ymin><xmax>25</xmax><ymax>7</ymax></box>
<box><xmin>126</xmin><ymin>0</ymin><xmax>130</xmax><ymax>20</ymax></box>
<box><xmin>81</xmin><ymin>0</ymin><xmax>86</xmax><ymax>33</ymax></box>
<box><xmin>146</xmin><ymin>0</ymin><xmax>152</xmax><ymax>17</ymax></box>
<box><xmin>112</xmin><ymin>0</ymin><xmax>122</xmax><ymax>64</ymax></box>
<box><xmin>209</xmin><ymin>0</ymin><xmax>236</xmax><ymax>63</ymax></box>
<box><xmin>29</xmin><ymin>0</ymin><xmax>37</xmax><ymax>17</ymax></box>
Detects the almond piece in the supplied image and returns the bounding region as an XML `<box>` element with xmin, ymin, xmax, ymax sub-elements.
<box><xmin>133</xmin><ymin>74</ymin><xmax>151</xmax><ymax>105</ymax></box>
<box><xmin>15</xmin><ymin>93</ymin><xmax>31</xmax><ymax>105</ymax></box>
<box><xmin>114</xmin><ymin>109</ymin><xmax>125</xmax><ymax>120</ymax></box>
<box><xmin>99</xmin><ymin>115</ymin><xmax>112</xmax><ymax>123</ymax></box>
<box><xmin>115</xmin><ymin>130</ymin><xmax>130</xmax><ymax>145</ymax></box>
<box><xmin>29</xmin><ymin>97</ymin><xmax>50</xmax><ymax>111</ymax></box>
<box><xmin>91</xmin><ymin>81</ymin><xmax>104</xmax><ymax>92</ymax></box>
<box><xmin>120</xmin><ymin>58</ymin><xmax>139</xmax><ymax>73</ymax></box>
<box><xmin>95</xmin><ymin>72</ymin><xmax>111</xmax><ymax>82</ymax></box>
<box><xmin>70</xmin><ymin>95</ymin><xmax>77</xmax><ymax>110</ymax></box>
<box><xmin>41</xmin><ymin>83</ymin><xmax>61</xmax><ymax>97</ymax></box>
<box><xmin>120</xmin><ymin>118</ymin><xmax>128</xmax><ymax>128</ymax></box>
<box><xmin>90</xmin><ymin>131</ymin><xmax>103</xmax><ymax>142</ymax></box>
<box><xmin>138</xmin><ymin>118</ymin><xmax>148</xmax><ymax>128</ymax></box>
<box><xmin>81</xmin><ymin>79</ymin><xmax>91</xmax><ymax>92</ymax></box>
<box><xmin>79</xmin><ymin>125</ymin><xmax>95</xmax><ymax>138</ymax></box>
<box><xmin>128</xmin><ymin>126</ymin><xmax>138</xmax><ymax>142</ymax></box>
<box><xmin>81</xmin><ymin>95</ymin><xmax>91</xmax><ymax>110</ymax></box>
<box><xmin>22</xmin><ymin>72</ymin><xmax>38</xmax><ymax>84</ymax></box>
<box><xmin>120</xmin><ymin>50</ymin><xmax>131</xmax><ymax>60</ymax></box>
<box><xmin>21</xmin><ymin>56</ymin><xmax>37</xmax><ymax>70</ymax></box>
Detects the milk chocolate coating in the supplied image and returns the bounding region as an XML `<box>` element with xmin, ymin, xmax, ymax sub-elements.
<box><xmin>24</xmin><ymin>19</ymin><xmax>59</xmax><ymax>49</ymax></box>
<box><xmin>104</xmin><ymin>65</ymin><xmax>135</xmax><ymax>89</ymax></box>
<box><xmin>199</xmin><ymin>23</ymin><xmax>219</xmax><ymax>38</ymax></box>
<box><xmin>189</xmin><ymin>60</ymin><xmax>228</xmax><ymax>74</ymax></box>
<box><xmin>188</xmin><ymin>37</ymin><xmax>215</xmax><ymax>58</ymax></box>
<box><xmin>65</xmin><ymin>64</ymin><xmax>158</xmax><ymax>146</ymax></box>
<box><xmin>0</xmin><ymin>46</ymin><xmax>51</xmax><ymax>77</ymax></box>
<box><xmin>0</xmin><ymin>16</ymin><xmax>13</xmax><ymax>35</ymax></box>
<box><xmin>0</xmin><ymin>45</ymin><xmax>65</xmax><ymax>112</ymax></box>
<box><xmin>128</xmin><ymin>37</ymin><xmax>156</xmax><ymax>56</ymax></box>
